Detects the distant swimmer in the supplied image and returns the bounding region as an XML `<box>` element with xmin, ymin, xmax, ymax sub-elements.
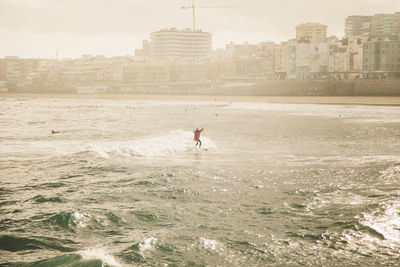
<box><xmin>51</xmin><ymin>130</ymin><xmax>60</xmax><ymax>134</ymax></box>
<box><xmin>194</xmin><ymin>128</ymin><xmax>204</xmax><ymax>148</ymax></box>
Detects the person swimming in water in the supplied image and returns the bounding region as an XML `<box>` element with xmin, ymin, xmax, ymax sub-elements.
<box><xmin>193</xmin><ymin>128</ymin><xmax>204</xmax><ymax>148</ymax></box>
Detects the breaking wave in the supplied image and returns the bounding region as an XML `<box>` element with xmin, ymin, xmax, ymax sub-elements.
<box><xmin>1</xmin><ymin>130</ymin><xmax>216</xmax><ymax>159</ymax></box>
<box><xmin>89</xmin><ymin>130</ymin><xmax>216</xmax><ymax>158</ymax></box>
<box><xmin>46</xmin><ymin>211</ymin><xmax>95</xmax><ymax>232</ymax></box>
<box><xmin>358</xmin><ymin>201</ymin><xmax>400</xmax><ymax>245</ymax></box>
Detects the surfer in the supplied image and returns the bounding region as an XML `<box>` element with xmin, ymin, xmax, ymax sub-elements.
<box><xmin>194</xmin><ymin>128</ymin><xmax>204</xmax><ymax>148</ymax></box>
<box><xmin>51</xmin><ymin>130</ymin><xmax>60</xmax><ymax>134</ymax></box>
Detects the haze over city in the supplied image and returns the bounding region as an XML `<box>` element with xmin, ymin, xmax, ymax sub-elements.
<box><xmin>1</xmin><ymin>0</ymin><xmax>400</xmax><ymax>58</ymax></box>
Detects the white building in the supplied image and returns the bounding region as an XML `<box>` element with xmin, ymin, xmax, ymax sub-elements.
<box><xmin>329</xmin><ymin>49</ymin><xmax>349</xmax><ymax>75</ymax></box>
<box><xmin>295</xmin><ymin>42</ymin><xmax>329</xmax><ymax>79</ymax></box>
<box><xmin>346</xmin><ymin>36</ymin><xmax>366</xmax><ymax>74</ymax></box>
<box><xmin>150</xmin><ymin>28</ymin><xmax>212</xmax><ymax>59</ymax></box>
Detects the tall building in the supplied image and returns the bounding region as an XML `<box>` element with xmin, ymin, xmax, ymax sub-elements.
<box><xmin>296</xmin><ymin>23</ymin><xmax>327</xmax><ymax>43</ymax></box>
<box><xmin>150</xmin><ymin>28</ymin><xmax>212</xmax><ymax>59</ymax></box>
<box><xmin>345</xmin><ymin>16</ymin><xmax>372</xmax><ymax>37</ymax></box>
<box><xmin>371</xmin><ymin>12</ymin><xmax>400</xmax><ymax>36</ymax></box>
<box><xmin>347</xmin><ymin>36</ymin><xmax>366</xmax><ymax>73</ymax></box>
<box><xmin>361</xmin><ymin>21</ymin><xmax>372</xmax><ymax>36</ymax></box>
<box><xmin>275</xmin><ymin>42</ymin><xmax>288</xmax><ymax>79</ymax></box>
<box><xmin>363</xmin><ymin>35</ymin><xmax>400</xmax><ymax>79</ymax></box>
<box><xmin>346</xmin><ymin>12</ymin><xmax>400</xmax><ymax>37</ymax></box>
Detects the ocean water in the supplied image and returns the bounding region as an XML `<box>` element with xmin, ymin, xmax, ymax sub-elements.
<box><xmin>1</xmin><ymin>97</ymin><xmax>400</xmax><ymax>266</ymax></box>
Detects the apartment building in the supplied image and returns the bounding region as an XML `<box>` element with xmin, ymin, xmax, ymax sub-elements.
<box><xmin>226</xmin><ymin>42</ymin><xmax>259</xmax><ymax>57</ymax></box>
<box><xmin>345</xmin><ymin>16</ymin><xmax>372</xmax><ymax>37</ymax></box>
<box><xmin>275</xmin><ymin>42</ymin><xmax>288</xmax><ymax>79</ymax></box>
<box><xmin>371</xmin><ymin>12</ymin><xmax>400</xmax><ymax>36</ymax></box>
<box><xmin>328</xmin><ymin>47</ymin><xmax>350</xmax><ymax>79</ymax></box>
<box><xmin>363</xmin><ymin>35</ymin><xmax>400</xmax><ymax>79</ymax></box>
<box><xmin>150</xmin><ymin>28</ymin><xmax>212</xmax><ymax>59</ymax></box>
<box><xmin>345</xmin><ymin>12</ymin><xmax>400</xmax><ymax>37</ymax></box>
<box><xmin>296</xmin><ymin>23</ymin><xmax>327</xmax><ymax>43</ymax></box>
<box><xmin>0</xmin><ymin>57</ymin><xmax>40</xmax><ymax>88</ymax></box>
<box><xmin>285</xmin><ymin>39</ymin><xmax>297</xmax><ymax>80</ymax></box>
<box><xmin>346</xmin><ymin>36</ymin><xmax>366</xmax><ymax>73</ymax></box>
<box><xmin>295</xmin><ymin>42</ymin><xmax>330</xmax><ymax>79</ymax></box>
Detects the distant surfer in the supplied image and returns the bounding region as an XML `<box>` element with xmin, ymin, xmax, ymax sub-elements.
<box><xmin>194</xmin><ymin>128</ymin><xmax>204</xmax><ymax>148</ymax></box>
<box><xmin>51</xmin><ymin>130</ymin><xmax>60</xmax><ymax>134</ymax></box>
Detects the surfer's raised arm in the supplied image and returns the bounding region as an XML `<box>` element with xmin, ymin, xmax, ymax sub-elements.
<box><xmin>194</xmin><ymin>128</ymin><xmax>204</xmax><ymax>148</ymax></box>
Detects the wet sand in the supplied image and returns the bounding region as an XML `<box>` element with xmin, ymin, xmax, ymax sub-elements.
<box><xmin>2</xmin><ymin>93</ymin><xmax>400</xmax><ymax>106</ymax></box>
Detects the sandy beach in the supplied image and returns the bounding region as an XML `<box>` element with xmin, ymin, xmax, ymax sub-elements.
<box><xmin>2</xmin><ymin>92</ymin><xmax>400</xmax><ymax>106</ymax></box>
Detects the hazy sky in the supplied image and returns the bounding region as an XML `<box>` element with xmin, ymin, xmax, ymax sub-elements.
<box><xmin>1</xmin><ymin>0</ymin><xmax>399</xmax><ymax>58</ymax></box>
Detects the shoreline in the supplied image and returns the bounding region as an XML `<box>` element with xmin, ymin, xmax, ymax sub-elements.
<box><xmin>2</xmin><ymin>92</ymin><xmax>400</xmax><ymax>106</ymax></box>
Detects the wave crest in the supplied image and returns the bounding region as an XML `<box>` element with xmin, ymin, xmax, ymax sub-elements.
<box><xmin>89</xmin><ymin>130</ymin><xmax>216</xmax><ymax>158</ymax></box>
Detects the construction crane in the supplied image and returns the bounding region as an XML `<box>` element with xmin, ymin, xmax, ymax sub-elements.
<box><xmin>181</xmin><ymin>0</ymin><xmax>238</xmax><ymax>31</ymax></box>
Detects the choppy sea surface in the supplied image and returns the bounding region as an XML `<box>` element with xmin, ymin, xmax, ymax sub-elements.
<box><xmin>1</xmin><ymin>97</ymin><xmax>400</xmax><ymax>266</ymax></box>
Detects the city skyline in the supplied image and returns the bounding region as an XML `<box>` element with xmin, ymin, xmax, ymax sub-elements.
<box><xmin>1</xmin><ymin>0</ymin><xmax>400</xmax><ymax>58</ymax></box>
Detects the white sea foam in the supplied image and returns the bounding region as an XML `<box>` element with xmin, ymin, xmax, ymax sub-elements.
<box><xmin>0</xmin><ymin>130</ymin><xmax>216</xmax><ymax>159</ymax></box>
<box><xmin>89</xmin><ymin>130</ymin><xmax>216</xmax><ymax>158</ymax></box>
<box><xmin>74</xmin><ymin>212</ymin><xmax>91</xmax><ymax>228</ymax></box>
<box><xmin>200</xmin><ymin>237</ymin><xmax>218</xmax><ymax>250</ymax></box>
<box><xmin>309</xmin><ymin>191</ymin><xmax>370</xmax><ymax>210</ymax></box>
<box><xmin>139</xmin><ymin>237</ymin><xmax>158</xmax><ymax>252</ymax></box>
<box><xmin>335</xmin><ymin>200</ymin><xmax>400</xmax><ymax>257</ymax></box>
<box><xmin>79</xmin><ymin>248</ymin><xmax>121</xmax><ymax>266</ymax></box>
<box><xmin>358</xmin><ymin>202</ymin><xmax>400</xmax><ymax>244</ymax></box>
<box><xmin>378</xmin><ymin>165</ymin><xmax>400</xmax><ymax>183</ymax></box>
<box><xmin>199</xmin><ymin>237</ymin><xmax>224</xmax><ymax>252</ymax></box>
